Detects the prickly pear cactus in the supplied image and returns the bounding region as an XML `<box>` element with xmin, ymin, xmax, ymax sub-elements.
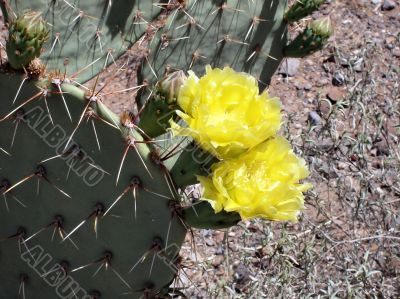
<box><xmin>0</xmin><ymin>72</ymin><xmax>187</xmax><ymax>298</ymax></box>
<box><xmin>0</xmin><ymin>0</ymin><xmax>332</xmax><ymax>297</ymax></box>
<box><xmin>1</xmin><ymin>0</ymin><xmax>169</xmax><ymax>83</ymax></box>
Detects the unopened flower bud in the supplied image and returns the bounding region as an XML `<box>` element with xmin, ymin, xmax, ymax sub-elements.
<box><xmin>310</xmin><ymin>17</ymin><xmax>333</xmax><ymax>38</ymax></box>
<box><xmin>6</xmin><ymin>11</ymin><xmax>49</xmax><ymax>70</ymax></box>
<box><xmin>157</xmin><ymin>70</ymin><xmax>187</xmax><ymax>102</ymax></box>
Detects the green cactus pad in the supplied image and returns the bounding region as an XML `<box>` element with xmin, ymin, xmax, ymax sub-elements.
<box><xmin>138</xmin><ymin>0</ymin><xmax>289</xmax><ymax>92</ymax></box>
<box><xmin>0</xmin><ymin>71</ymin><xmax>186</xmax><ymax>298</ymax></box>
<box><xmin>2</xmin><ymin>1</ymin><xmax>168</xmax><ymax>83</ymax></box>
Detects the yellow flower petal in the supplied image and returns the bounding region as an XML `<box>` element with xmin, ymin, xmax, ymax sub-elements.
<box><xmin>200</xmin><ymin>137</ymin><xmax>310</xmax><ymax>222</ymax></box>
<box><xmin>171</xmin><ymin>66</ymin><xmax>282</xmax><ymax>159</ymax></box>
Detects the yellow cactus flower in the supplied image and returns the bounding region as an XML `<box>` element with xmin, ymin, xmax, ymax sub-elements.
<box><xmin>198</xmin><ymin>137</ymin><xmax>311</xmax><ymax>222</ymax></box>
<box><xmin>170</xmin><ymin>66</ymin><xmax>282</xmax><ymax>159</ymax></box>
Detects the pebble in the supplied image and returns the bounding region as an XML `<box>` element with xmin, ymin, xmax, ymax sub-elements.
<box><xmin>382</xmin><ymin>0</ymin><xmax>396</xmax><ymax>10</ymax></box>
<box><xmin>339</xmin><ymin>57</ymin><xmax>350</xmax><ymax>67</ymax></box>
<box><xmin>278</xmin><ymin>58</ymin><xmax>300</xmax><ymax>77</ymax></box>
<box><xmin>205</xmin><ymin>239</ymin><xmax>215</xmax><ymax>246</ymax></box>
<box><xmin>385</xmin><ymin>36</ymin><xmax>397</xmax><ymax>49</ymax></box>
<box><xmin>392</xmin><ymin>47</ymin><xmax>400</xmax><ymax>58</ymax></box>
<box><xmin>294</xmin><ymin>78</ymin><xmax>313</xmax><ymax>91</ymax></box>
<box><xmin>317</xmin><ymin>78</ymin><xmax>329</xmax><ymax>87</ymax></box>
<box><xmin>375</xmin><ymin>140</ymin><xmax>390</xmax><ymax>156</ymax></box>
<box><xmin>326</xmin><ymin>87</ymin><xmax>346</xmax><ymax>102</ymax></box>
<box><xmin>332</xmin><ymin>71</ymin><xmax>346</xmax><ymax>86</ymax></box>
<box><xmin>304</xmin><ymin>82</ymin><xmax>312</xmax><ymax>91</ymax></box>
<box><xmin>212</xmin><ymin>255</ymin><xmax>225</xmax><ymax>267</ymax></box>
<box><xmin>353</xmin><ymin>59</ymin><xmax>364</xmax><ymax>72</ymax></box>
<box><xmin>308</xmin><ymin>111</ymin><xmax>322</xmax><ymax>126</ymax></box>
<box><xmin>322</xmin><ymin>62</ymin><xmax>332</xmax><ymax>73</ymax></box>
<box><xmin>319</xmin><ymin>100</ymin><xmax>331</xmax><ymax>117</ymax></box>
<box><xmin>233</xmin><ymin>263</ymin><xmax>251</xmax><ymax>284</ymax></box>
<box><xmin>337</xmin><ymin>162</ymin><xmax>348</xmax><ymax>170</ymax></box>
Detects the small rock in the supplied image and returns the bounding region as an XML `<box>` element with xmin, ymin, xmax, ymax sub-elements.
<box><xmin>304</xmin><ymin>83</ymin><xmax>312</xmax><ymax>91</ymax></box>
<box><xmin>332</xmin><ymin>71</ymin><xmax>346</xmax><ymax>86</ymax></box>
<box><xmin>294</xmin><ymin>81</ymin><xmax>304</xmax><ymax>90</ymax></box>
<box><xmin>319</xmin><ymin>101</ymin><xmax>331</xmax><ymax>117</ymax></box>
<box><xmin>385</xmin><ymin>36</ymin><xmax>397</xmax><ymax>50</ymax></box>
<box><xmin>392</xmin><ymin>47</ymin><xmax>400</xmax><ymax>58</ymax></box>
<box><xmin>353</xmin><ymin>59</ymin><xmax>364</xmax><ymax>72</ymax></box>
<box><xmin>317</xmin><ymin>78</ymin><xmax>329</xmax><ymax>87</ymax></box>
<box><xmin>320</xmin><ymin>163</ymin><xmax>339</xmax><ymax>179</ymax></box>
<box><xmin>212</xmin><ymin>255</ymin><xmax>225</xmax><ymax>267</ymax></box>
<box><xmin>304</xmin><ymin>59</ymin><xmax>314</xmax><ymax>66</ymax></box>
<box><xmin>308</xmin><ymin>111</ymin><xmax>322</xmax><ymax>126</ymax></box>
<box><xmin>233</xmin><ymin>263</ymin><xmax>251</xmax><ymax>284</ymax></box>
<box><xmin>297</xmin><ymin>89</ymin><xmax>304</xmax><ymax>97</ymax></box>
<box><xmin>339</xmin><ymin>57</ymin><xmax>350</xmax><ymax>67</ymax></box>
<box><xmin>294</xmin><ymin>78</ymin><xmax>313</xmax><ymax>91</ymax></box>
<box><xmin>372</xmin><ymin>37</ymin><xmax>382</xmax><ymax>45</ymax></box>
<box><xmin>214</xmin><ymin>231</ymin><xmax>225</xmax><ymax>243</ymax></box>
<box><xmin>375</xmin><ymin>140</ymin><xmax>390</xmax><ymax>156</ymax></box>
<box><xmin>326</xmin><ymin>87</ymin><xmax>346</xmax><ymax>102</ymax></box>
<box><xmin>353</xmin><ymin>65</ymin><xmax>362</xmax><ymax>72</ymax></box>
<box><xmin>278</xmin><ymin>58</ymin><xmax>300</xmax><ymax>77</ymax></box>
<box><xmin>381</xmin><ymin>0</ymin><xmax>396</xmax><ymax>10</ymax></box>
<box><xmin>205</xmin><ymin>239</ymin><xmax>215</xmax><ymax>246</ymax></box>
<box><xmin>371</xmin><ymin>0</ymin><xmax>381</xmax><ymax>4</ymax></box>
<box><xmin>337</xmin><ymin>162</ymin><xmax>348</xmax><ymax>170</ymax></box>
<box><xmin>322</xmin><ymin>62</ymin><xmax>332</xmax><ymax>73</ymax></box>
<box><xmin>215</xmin><ymin>246</ymin><xmax>225</xmax><ymax>255</ymax></box>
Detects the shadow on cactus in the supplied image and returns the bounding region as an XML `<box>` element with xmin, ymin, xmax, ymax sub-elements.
<box><xmin>0</xmin><ymin>0</ymin><xmax>332</xmax><ymax>298</ymax></box>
